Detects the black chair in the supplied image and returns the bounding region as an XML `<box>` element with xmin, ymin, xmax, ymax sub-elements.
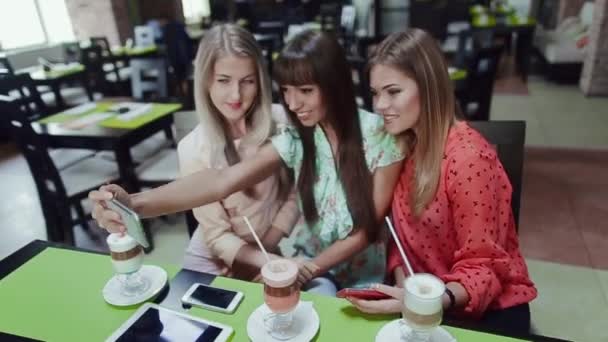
<box><xmin>319</xmin><ymin>3</ymin><xmax>341</xmax><ymax>32</ymax></box>
<box><xmin>89</xmin><ymin>36</ymin><xmax>131</xmax><ymax>78</ymax></box>
<box><xmin>63</xmin><ymin>42</ymin><xmax>81</xmax><ymax>63</ymax></box>
<box><xmin>1</xmin><ymin>96</ymin><xmax>121</xmax><ymax>245</ymax></box>
<box><xmin>0</xmin><ymin>74</ymin><xmax>49</xmax><ymax>121</ymax></box>
<box><xmin>185</xmin><ymin>210</ymin><xmax>197</xmax><ymax>237</ymax></box>
<box><xmin>90</xmin><ymin>37</ymin><xmax>112</xmax><ymax>55</ymax></box>
<box><xmin>255</xmin><ymin>34</ymin><xmax>280</xmax><ymax>76</ymax></box>
<box><xmin>409</xmin><ymin>0</ymin><xmax>449</xmax><ymax>41</ymax></box>
<box><xmin>0</xmin><ymin>74</ymin><xmax>102</xmax><ymax>167</ymax></box>
<box><xmin>81</xmin><ymin>43</ymin><xmax>131</xmax><ymax>96</ymax></box>
<box><xmin>130</xmin><ymin>58</ymin><xmax>168</xmax><ymax>101</ymax></box>
<box><xmin>469</xmin><ymin>120</ymin><xmax>525</xmax><ymax>229</ymax></box>
<box><xmin>347</xmin><ymin>55</ymin><xmax>372</xmax><ymax>112</ymax></box>
<box><xmin>80</xmin><ymin>45</ymin><xmax>120</xmax><ymax>95</ymax></box>
<box><xmin>0</xmin><ymin>55</ymin><xmax>15</xmax><ymax>76</ymax></box>
<box><xmin>458</xmin><ymin>44</ymin><xmax>504</xmax><ymax>121</ymax></box>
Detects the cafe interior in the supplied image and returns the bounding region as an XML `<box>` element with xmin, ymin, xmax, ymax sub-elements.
<box><xmin>0</xmin><ymin>1</ymin><xmax>607</xmax><ymax>341</ymax></box>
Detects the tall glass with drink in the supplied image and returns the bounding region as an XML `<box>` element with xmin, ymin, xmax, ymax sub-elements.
<box><xmin>107</xmin><ymin>233</ymin><xmax>150</xmax><ymax>297</ymax></box>
<box><xmin>262</xmin><ymin>259</ymin><xmax>300</xmax><ymax>340</ymax></box>
<box><xmin>400</xmin><ymin>273</ymin><xmax>445</xmax><ymax>342</ymax></box>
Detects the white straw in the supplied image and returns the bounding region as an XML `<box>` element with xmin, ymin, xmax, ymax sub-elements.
<box><xmin>385</xmin><ymin>216</ymin><xmax>415</xmax><ymax>276</ymax></box>
<box><xmin>243</xmin><ymin>216</ymin><xmax>271</xmax><ymax>263</ymax></box>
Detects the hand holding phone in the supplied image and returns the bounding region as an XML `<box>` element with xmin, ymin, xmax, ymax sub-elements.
<box><xmin>181</xmin><ymin>283</ymin><xmax>244</xmax><ymax>314</ymax></box>
<box><xmin>337</xmin><ymin>288</ymin><xmax>392</xmax><ymax>300</ymax></box>
<box><xmin>106</xmin><ymin>198</ymin><xmax>149</xmax><ymax>248</ymax></box>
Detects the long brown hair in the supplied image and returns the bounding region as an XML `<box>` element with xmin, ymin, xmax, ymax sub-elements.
<box><xmin>369</xmin><ymin>29</ymin><xmax>456</xmax><ymax>216</ymax></box>
<box><xmin>273</xmin><ymin>30</ymin><xmax>378</xmax><ymax>240</ymax></box>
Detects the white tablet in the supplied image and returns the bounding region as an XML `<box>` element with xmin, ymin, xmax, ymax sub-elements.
<box><xmin>106</xmin><ymin>303</ymin><xmax>233</xmax><ymax>342</ymax></box>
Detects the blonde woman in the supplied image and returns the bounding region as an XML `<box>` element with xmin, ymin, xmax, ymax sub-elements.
<box><xmin>347</xmin><ymin>29</ymin><xmax>537</xmax><ymax>334</ymax></box>
<box><xmin>96</xmin><ymin>24</ymin><xmax>302</xmax><ymax>280</ymax></box>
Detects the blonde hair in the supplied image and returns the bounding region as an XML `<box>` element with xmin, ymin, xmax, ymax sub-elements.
<box><xmin>369</xmin><ymin>29</ymin><xmax>456</xmax><ymax>216</ymax></box>
<box><xmin>193</xmin><ymin>24</ymin><xmax>273</xmax><ymax>165</ymax></box>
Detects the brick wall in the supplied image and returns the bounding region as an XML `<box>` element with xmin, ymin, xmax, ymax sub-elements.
<box><xmin>557</xmin><ymin>0</ymin><xmax>587</xmax><ymax>23</ymax></box>
<box><xmin>64</xmin><ymin>0</ymin><xmax>131</xmax><ymax>46</ymax></box>
<box><xmin>580</xmin><ymin>0</ymin><xmax>608</xmax><ymax>96</ymax></box>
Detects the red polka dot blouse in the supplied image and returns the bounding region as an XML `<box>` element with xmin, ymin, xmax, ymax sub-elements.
<box><xmin>387</xmin><ymin>121</ymin><xmax>537</xmax><ymax>318</ymax></box>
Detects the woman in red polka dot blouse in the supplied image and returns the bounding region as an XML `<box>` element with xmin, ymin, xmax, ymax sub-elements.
<box><xmin>347</xmin><ymin>29</ymin><xmax>537</xmax><ymax>334</ymax></box>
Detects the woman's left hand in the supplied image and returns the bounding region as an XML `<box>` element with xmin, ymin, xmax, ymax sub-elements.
<box><xmin>346</xmin><ymin>283</ymin><xmax>404</xmax><ymax>314</ymax></box>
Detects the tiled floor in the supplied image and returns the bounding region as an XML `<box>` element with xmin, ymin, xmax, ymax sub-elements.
<box><xmin>1</xmin><ymin>77</ymin><xmax>607</xmax><ymax>341</ymax></box>
<box><xmin>492</xmin><ymin>78</ymin><xmax>608</xmax><ymax>342</ymax></box>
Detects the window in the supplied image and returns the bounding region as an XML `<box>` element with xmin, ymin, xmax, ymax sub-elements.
<box><xmin>0</xmin><ymin>0</ymin><xmax>75</xmax><ymax>50</ymax></box>
<box><xmin>182</xmin><ymin>0</ymin><xmax>210</xmax><ymax>24</ymax></box>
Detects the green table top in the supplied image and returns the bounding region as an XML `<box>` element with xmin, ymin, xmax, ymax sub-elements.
<box><xmin>112</xmin><ymin>45</ymin><xmax>158</xmax><ymax>56</ymax></box>
<box><xmin>37</xmin><ymin>102</ymin><xmax>181</xmax><ymax>129</ymax></box>
<box><xmin>0</xmin><ymin>247</ymin><xmax>535</xmax><ymax>342</ymax></box>
<box><xmin>507</xmin><ymin>15</ymin><xmax>536</xmax><ymax>26</ymax></box>
<box><xmin>206</xmin><ymin>277</ymin><xmax>529</xmax><ymax>342</ymax></box>
<box><xmin>17</xmin><ymin>63</ymin><xmax>85</xmax><ymax>81</ymax></box>
<box><xmin>0</xmin><ymin>247</ymin><xmax>178</xmax><ymax>342</ymax></box>
<box><xmin>449</xmin><ymin>68</ymin><xmax>467</xmax><ymax>81</ymax></box>
<box><xmin>42</xmin><ymin>64</ymin><xmax>85</xmax><ymax>79</ymax></box>
<box><xmin>469</xmin><ymin>5</ymin><xmax>488</xmax><ymax>15</ymax></box>
<box><xmin>472</xmin><ymin>14</ymin><xmax>498</xmax><ymax>28</ymax></box>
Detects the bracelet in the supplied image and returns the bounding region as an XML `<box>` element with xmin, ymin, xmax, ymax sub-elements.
<box><xmin>445</xmin><ymin>288</ymin><xmax>456</xmax><ymax>310</ymax></box>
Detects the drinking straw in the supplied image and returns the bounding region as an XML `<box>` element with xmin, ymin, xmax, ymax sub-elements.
<box><xmin>385</xmin><ymin>216</ymin><xmax>415</xmax><ymax>276</ymax></box>
<box><xmin>243</xmin><ymin>216</ymin><xmax>271</xmax><ymax>263</ymax></box>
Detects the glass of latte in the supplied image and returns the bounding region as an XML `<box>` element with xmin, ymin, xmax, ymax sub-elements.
<box><xmin>107</xmin><ymin>233</ymin><xmax>150</xmax><ymax>297</ymax></box>
<box><xmin>261</xmin><ymin>259</ymin><xmax>300</xmax><ymax>340</ymax></box>
<box><xmin>400</xmin><ymin>273</ymin><xmax>445</xmax><ymax>341</ymax></box>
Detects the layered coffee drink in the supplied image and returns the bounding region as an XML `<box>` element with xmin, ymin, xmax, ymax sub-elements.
<box><xmin>261</xmin><ymin>259</ymin><xmax>300</xmax><ymax>340</ymax></box>
<box><xmin>107</xmin><ymin>233</ymin><xmax>148</xmax><ymax>296</ymax></box>
<box><xmin>402</xmin><ymin>273</ymin><xmax>445</xmax><ymax>332</ymax></box>
<box><xmin>262</xmin><ymin>259</ymin><xmax>300</xmax><ymax>313</ymax></box>
<box><xmin>107</xmin><ymin>233</ymin><xmax>143</xmax><ymax>274</ymax></box>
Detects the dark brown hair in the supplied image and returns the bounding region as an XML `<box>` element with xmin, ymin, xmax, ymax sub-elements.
<box><xmin>273</xmin><ymin>30</ymin><xmax>378</xmax><ymax>240</ymax></box>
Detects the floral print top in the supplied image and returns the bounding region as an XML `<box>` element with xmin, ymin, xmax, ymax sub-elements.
<box><xmin>271</xmin><ymin>109</ymin><xmax>405</xmax><ymax>288</ymax></box>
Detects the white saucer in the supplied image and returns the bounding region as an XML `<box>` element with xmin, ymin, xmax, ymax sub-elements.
<box><xmin>102</xmin><ymin>265</ymin><xmax>167</xmax><ymax>306</ymax></box>
<box><xmin>247</xmin><ymin>301</ymin><xmax>320</xmax><ymax>342</ymax></box>
<box><xmin>376</xmin><ymin>319</ymin><xmax>456</xmax><ymax>342</ymax></box>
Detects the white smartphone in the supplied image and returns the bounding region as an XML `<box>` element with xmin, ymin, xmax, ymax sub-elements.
<box><xmin>181</xmin><ymin>283</ymin><xmax>244</xmax><ymax>314</ymax></box>
<box><xmin>106</xmin><ymin>198</ymin><xmax>149</xmax><ymax>249</ymax></box>
<box><xmin>106</xmin><ymin>303</ymin><xmax>233</xmax><ymax>342</ymax></box>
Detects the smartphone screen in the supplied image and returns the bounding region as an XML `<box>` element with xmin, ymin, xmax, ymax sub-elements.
<box><xmin>189</xmin><ymin>285</ymin><xmax>237</xmax><ymax>309</ymax></box>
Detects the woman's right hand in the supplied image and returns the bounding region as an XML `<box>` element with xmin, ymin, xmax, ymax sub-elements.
<box><xmin>89</xmin><ymin>184</ymin><xmax>131</xmax><ymax>234</ymax></box>
<box><xmin>290</xmin><ymin>257</ymin><xmax>320</xmax><ymax>287</ymax></box>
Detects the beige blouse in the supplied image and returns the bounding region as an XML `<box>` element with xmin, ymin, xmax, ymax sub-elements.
<box><xmin>177</xmin><ymin>124</ymin><xmax>300</xmax><ymax>268</ymax></box>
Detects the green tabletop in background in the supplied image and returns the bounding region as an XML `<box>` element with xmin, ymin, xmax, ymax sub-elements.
<box><xmin>37</xmin><ymin>102</ymin><xmax>181</xmax><ymax>130</ymax></box>
<box><xmin>43</xmin><ymin>64</ymin><xmax>86</xmax><ymax>79</ymax></box>
<box><xmin>472</xmin><ymin>14</ymin><xmax>497</xmax><ymax>28</ymax></box>
<box><xmin>450</xmin><ymin>69</ymin><xmax>467</xmax><ymax>81</ymax></box>
<box><xmin>111</xmin><ymin>45</ymin><xmax>158</xmax><ymax>56</ymax></box>
<box><xmin>507</xmin><ymin>15</ymin><xmax>537</xmax><ymax>27</ymax></box>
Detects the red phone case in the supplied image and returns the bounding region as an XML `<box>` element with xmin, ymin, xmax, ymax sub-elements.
<box><xmin>337</xmin><ymin>288</ymin><xmax>391</xmax><ymax>300</ymax></box>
